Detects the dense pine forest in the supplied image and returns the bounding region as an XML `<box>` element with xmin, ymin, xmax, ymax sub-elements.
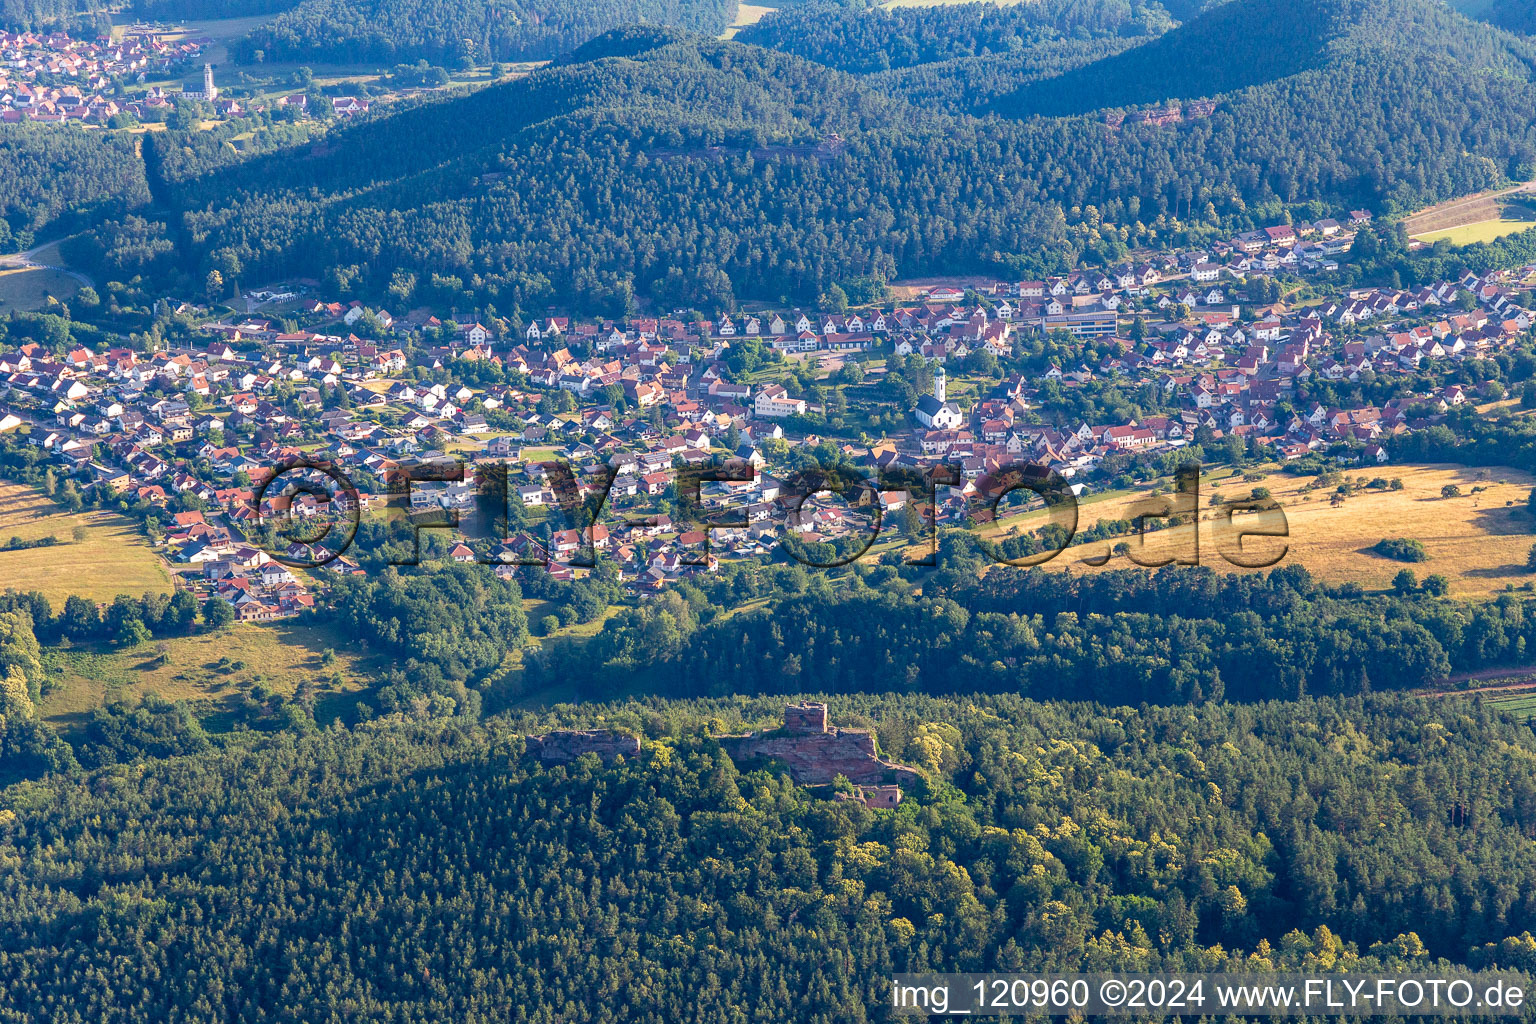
<box><xmin>3</xmin><ymin>694</ymin><xmax>1536</xmax><ymax>1021</ymax></box>
<box><xmin>863</xmin><ymin>36</ymin><xmax>1153</xmax><ymax>114</ymax></box>
<box><xmin>736</xmin><ymin>0</ymin><xmax>1173</xmax><ymax>74</ymax></box>
<box><xmin>1450</xmin><ymin>0</ymin><xmax>1536</xmax><ymax>36</ymax></box>
<box><xmin>237</xmin><ymin>0</ymin><xmax>738</xmax><ymax>65</ymax></box>
<box><xmin>0</xmin><ymin>129</ymin><xmax>150</xmax><ymax>250</ymax></box>
<box><xmin>990</xmin><ymin>0</ymin><xmax>1536</xmax><ymax>117</ymax></box>
<box><xmin>524</xmin><ymin>560</ymin><xmax>1534</xmax><ymax>704</ymax></box>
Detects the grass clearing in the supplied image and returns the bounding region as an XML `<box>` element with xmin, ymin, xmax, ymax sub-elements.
<box><xmin>0</xmin><ymin>266</ymin><xmax>79</xmax><ymax>312</ymax></box>
<box><xmin>0</xmin><ymin>480</ymin><xmax>170</xmax><ymax>606</ymax></box>
<box><xmin>722</xmin><ymin>3</ymin><xmax>776</xmax><ymax>37</ymax></box>
<box><xmin>38</xmin><ymin>621</ymin><xmax>377</xmax><ymax>731</ymax></box>
<box><xmin>995</xmin><ymin>463</ymin><xmax>1536</xmax><ymax>599</ymax></box>
<box><xmin>494</xmin><ymin>600</ymin><xmax>623</xmax><ymax>710</ymax></box>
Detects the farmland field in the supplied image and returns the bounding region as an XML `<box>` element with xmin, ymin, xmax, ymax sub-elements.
<box><xmin>1414</xmin><ymin>204</ymin><xmax>1536</xmax><ymax>246</ymax></box>
<box><xmin>0</xmin><ymin>480</ymin><xmax>170</xmax><ymax>606</ymax></box>
<box><xmin>993</xmin><ymin>463</ymin><xmax>1536</xmax><ymax>598</ymax></box>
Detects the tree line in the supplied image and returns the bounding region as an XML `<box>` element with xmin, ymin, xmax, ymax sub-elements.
<box><xmin>737</xmin><ymin>0</ymin><xmax>1171</xmax><ymax>75</ymax></box>
<box><xmin>527</xmin><ymin>557</ymin><xmax>1536</xmax><ymax>705</ymax></box>
<box><xmin>237</xmin><ymin>0</ymin><xmax>738</xmax><ymax>66</ymax></box>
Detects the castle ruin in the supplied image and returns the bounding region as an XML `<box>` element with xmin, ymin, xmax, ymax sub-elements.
<box><xmin>524</xmin><ymin>703</ymin><xmax>917</xmax><ymax>809</ymax></box>
<box><xmin>717</xmin><ymin>702</ymin><xmax>920</xmax><ymax>789</ymax></box>
<box><xmin>526</xmin><ymin>729</ymin><xmax>640</xmax><ymax>764</ymax></box>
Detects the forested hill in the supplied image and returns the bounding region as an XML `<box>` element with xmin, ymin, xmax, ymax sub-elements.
<box><xmin>1449</xmin><ymin>0</ymin><xmax>1536</xmax><ymax>37</ymax></box>
<box><xmin>5</xmin><ymin>694</ymin><xmax>1536</xmax><ymax>1020</ymax></box>
<box><xmin>736</xmin><ymin>0</ymin><xmax>1174</xmax><ymax>74</ymax></box>
<box><xmin>0</xmin><ymin>128</ymin><xmax>149</xmax><ymax>250</ymax></box>
<box><xmin>116</xmin><ymin>1</ymin><xmax>1536</xmax><ymax>312</ymax></box>
<box><xmin>156</xmin><ymin>30</ymin><xmax>1083</xmax><ymax>310</ymax></box>
<box><xmin>237</xmin><ymin>0</ymin><xmax>738</xmax><ymax>65</ymax></box>
<box><xmin>990</xmin><ymin>0</ymin><xmax>1536</xmax><ymax>118</ymax></box>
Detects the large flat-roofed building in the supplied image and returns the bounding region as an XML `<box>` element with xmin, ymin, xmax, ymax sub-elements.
<box><xmin>1040</xmin><ymin>310</ymin><xmax>1118</xmax><ymax>338</ymax></box>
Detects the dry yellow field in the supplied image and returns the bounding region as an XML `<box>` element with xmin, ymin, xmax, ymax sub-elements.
<box><xmin>1413</xmin><ymin>208</ymin><xmax>1536</xmax><ymax>246</ymax></box>
<box><xmin>0</xmin><ymin>480</ymin><xmax>170</xmax><ymax>606</ymax></box>
<box><xmin>992</xmin><ymin>464</ymin><xmax>1536</xmax><ymax>598</ymax></box>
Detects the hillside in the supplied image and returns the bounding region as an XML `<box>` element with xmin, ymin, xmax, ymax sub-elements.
<box><xmin>866</xmin><ymin>37</ymin><xmax>1154</xmax><ymax>113</ymax></box>
<box><xmin>153</xmin><ymin>30</ymin><xmax>1078</xmax><ymax>309</ymax></box>
<box><xmin>736</xmin><ymin>0</ymin><xmax>1174</xmax><ymax>74</ymax></box>
<box><xmin>90</xmin><ymin>0</ymin><xmax>1536</xmax><ymax>311</ymax></box>
<box><xmin>0</xmin><ymin>128</ymin><xmax>150</xmax><ymax>247</ymax></box>
<box><xmin>237</xmin><ymin>0</ymin><xmax>739</xmax><ymax>65</ymax></box>
<box><xmin>5</xmin><ymin>694</ymin><xmax>1536</xmax><ymax>1020</ymax></box>
<box><xmin>1449</xmin><ymin>0</ymin><xmax>1536</xmax><ymax>36</ymax></box>
<box><xmin>990</xmin><ymin>0</ymin><xmax>1536</xmax><ymax>117</ymax></box>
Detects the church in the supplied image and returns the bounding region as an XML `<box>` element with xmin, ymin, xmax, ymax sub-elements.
<box><xmin>181</xmin><ymin>64</ymin><xmax>218</xmax><ymax>103</ymax></box>
<box><xmin>914</xmin><ymin>367</ymin><xmax>962</xmax><ymax>429</ymax></box>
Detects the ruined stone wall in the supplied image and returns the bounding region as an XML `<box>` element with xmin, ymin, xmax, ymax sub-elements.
<box><xmin>783</xmin><ymin>701</ymin><xmax>828</xmax><ymax>734</ymax></box>
<box><xmin>527</xmin><ymin>729</ymin><xmax>641</xmax><ymax>764</ymax></box>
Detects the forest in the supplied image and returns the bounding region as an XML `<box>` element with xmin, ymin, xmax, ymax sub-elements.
<box><xmin>522</xmin><ymin>557</ymin><xmax>1535</xmax><ymax>705</ymax></box>
<box><xmin>237</xmin><ymin>0</ymin><xmax>738</xmax><ymax>65</ymax></box>
<box><xmin>3</xmin><ymin>692</ymin><xmax>1536</xmax><ymax>1021</ymax></box>
<box><xmin>736</xmin><ymin>0</ymin><xmax>1173</xmax><ymax>74</ymax></box>
<box><xmin>1449</xmin><ymin>0</ymin><xmax>1536</xmax><ymax>36</ymax></box>
<box><xmin>990</xmin><ymin>0</ymin><xmax>1536</xmax><ymax>117</ymax></box>
<box><xmin>68</xmin><ymin>0</ymin><xmax>1533</xmax><ymax>312</ymax></box>
<box><xmin>0</xmin><ymin>128</ymin><xmax>150</xmax><ymax>249</ymax></box>
<box><xmin>0</xmin><ymin>0</ymin><xmax>103</xmax><ymax>31</ymax></box>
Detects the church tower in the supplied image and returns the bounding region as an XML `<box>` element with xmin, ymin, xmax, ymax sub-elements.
<box><xmin>203</xmin><ymin>64</ymin><xmax>217</xmax><ymax>102</ymax></box>
<box><xmin>933</xmin><ymin>366</ymin><xmax>946</xmax><ymax>404</ymax></box>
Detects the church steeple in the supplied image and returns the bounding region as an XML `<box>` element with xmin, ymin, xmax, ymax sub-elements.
<box><xmin>933</xmin><ymin>366</ymin><xmax>946</xmax><ymax>404</ymax></box>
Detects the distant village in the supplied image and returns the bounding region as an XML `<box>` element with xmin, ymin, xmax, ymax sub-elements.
<box><xmin>0</xmin><ymin>29</ymin><xmax>374</xmax><ymax>124</ymax></box>
<box><xmin>0</xmin><ymin>210</ymin><xmax>1531</xmax><ymax>613</ymax></box>
<box><xmin>0</xmin><ymin>27</ymin><xmax>206</xmax><ymax>124</ymax></box>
